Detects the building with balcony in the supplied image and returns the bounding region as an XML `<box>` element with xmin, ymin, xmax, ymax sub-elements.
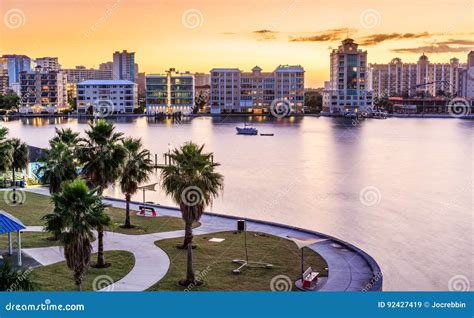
<box><xmin>322</xmin><ymin>39</ymin><xmax>372</xmax><ymax>113</ymax></box>
<box><xmin>146</xmin><ymin>69</ymin><xmax>194</xmax><ymax>115</ymax></box>
<box><xmin>35</xmin><ymin>57</ymin><xmax>61</xmax><ymax>71</ymax></box>
<box><xmin>113</xmin><ymin>50</ymin><xmax>137</xmax><ymax>82</ymax></box>
<box><xmin>19</xmin><ymin>66</ymin><xmax>68</xmax><ymax>112</ymax></box>
<box><xmin>368</xmin><ymin>55</ymin><xmax>464</xmax><ymax>98</ymax></box>
<box><xmin>63</xmin><ymin>66</ymin><xmax>113</xmax><ymax>83</ymax></box>
<box><xmin>76</xmin><ymin>80</ymin><xmax>137</xmax><ymax>114</ymax></box>
<box><xmin>210</xmin><ymin>65</ymin><xmax>304</xmax><ymax>114</ymax></box>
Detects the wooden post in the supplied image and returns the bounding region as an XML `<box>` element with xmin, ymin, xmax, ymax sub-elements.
<box><xmin>155</xmin><ymin>154</ymin><xmax>158</xmax><ymax>166</ymax></box>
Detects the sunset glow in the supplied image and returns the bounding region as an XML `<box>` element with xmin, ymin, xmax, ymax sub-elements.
<box><xmin>1</xmin><ymin>0</ymin><xmax>473</xmax><ymax>87</ymax></box>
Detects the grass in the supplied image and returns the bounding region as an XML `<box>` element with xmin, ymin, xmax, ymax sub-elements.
<box><xmin>0</xmin><ymin>232</ymin><xmax>59</xmax><ymax>248</ymax></box>
<box><xmin>32</xmin><ymin>250</ymin><xmax>135</xmax><ymax>291</ymax></box>
<box><xmin>150</xmin><ymin>231</ymin><xmax>328</xmax><ymax>291</ymax></box>
<box><xmin>0</xmin><ymin>191</ymin><xmax>197</xmax><ymax>237</ymax></box>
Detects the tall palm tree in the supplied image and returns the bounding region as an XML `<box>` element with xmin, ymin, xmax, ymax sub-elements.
<box><xmin>50</xmin><ymin>127</ymin><xmax>79</xmax><ymax>147</ymax></box>
<box><xmin>161</xmin><ymin>142</ymin><xmax>224</xmax><ymax>286</ymax></box>
<box><xmin>120</xmin><ymin>138</ymin><xmax>153</xmax><ymax>228</ymax></box>
<box><xmin>0</xmin><ymin>127</ymin><xmax>12</xmax><ymax>174</ymax></box>
<box><xmin>0</xmin><ymin>261</ymin><xmax>37</xmax><ymax>291</ymax></box>
<box><xmin>38</xmin><ymin>142</ymin><xmax>78</xmax><ymax>194</ymax></box>
<box><xmin>76</xmin><ymin>120</ymin><xmax>126</xmax><ymax>268</ymax></box>
<box><xmin>8</xmin><ymin>138</ymin><xmax>28</xmax><ymax>204</ymax></box>
<box><xmin>44</xmin><ymin>178</ymin><xmax>108</xmax><ymax>291</ymax></box>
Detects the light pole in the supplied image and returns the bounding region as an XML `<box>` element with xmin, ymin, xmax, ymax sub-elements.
<box><xmin>167</xmin><ymin>143</ymin><xmax>172</xmax><ymax>165</ymax></box>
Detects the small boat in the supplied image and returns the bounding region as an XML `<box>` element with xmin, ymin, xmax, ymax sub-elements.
<box><xmin>236</xmin><ymin>126</ymin><xmax>258</xmax><ymax>135</ymax></box>
<box><xmin>370</xmin><ymin>111</ymin><xmax>388</xmax><ymax>119</ymax></box>
<box><xmin>343</xmin><ymin>111</ymin><xmax>357</xmax><ymax>119</ymax></box>
<box><xmin>260</xmin><ymin>133</ymin><xmax>274</xmax><ymax>136</ymax></box>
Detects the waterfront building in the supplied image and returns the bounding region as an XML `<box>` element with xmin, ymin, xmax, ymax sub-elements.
<box><xmin>76</xmin><ymin>79</ymin><xmax>137</xmax><ymax>114</ymax></box>
<box><xmin>322</xmin><ymin>38</ymin><xmax>372</xmax><ymax>113</ymax></box>
<box><xmin>459</xmin><ymin>51</ymin><xmax>474</xmax><ymax>100</ymax></box>
<box><xmin>0</xmin><ymin>60</ymin><xmax>9</xmax><ymax>95</ymax></box>
<box><xmin>368</xmin><ymin>55</ymin><xmax>464</xmax><ymax>98</ymax></box>
<box><xmin>210</xmin><ymin>65</ymin><xmax>304</xmax><ymax>114</ymax></box>
<box><xmin>34</xmin><ymin>57</ymin><xmax>61</xmax><ymax>71</ymax></box>
<box><xmin>1</xmin><ymin>54</ymin><xmax>32</xmax><ymax>87</ymax></box>
<box><xmin>112</xmin><ymin>50</ymin><xmax>137</xmax><ymax>82</ymax></box>
<box><xmin>19</xmin><ymin>66</ymin><xmax>68</xmax><ymax>112</ymax></box>
<box><xmin>137</xmin><ymin>72</ymin><xmax>146</xmax><ymax>96</ymax></box>
<box><xmin>63</xmin><ymin>66</ymin><xmax>113</xmax><ymax>83</ymax></box>
<box><xmin>146</xmin><ymin>68</ymin><xmax>195</xmax><ymax>115</ymax></box>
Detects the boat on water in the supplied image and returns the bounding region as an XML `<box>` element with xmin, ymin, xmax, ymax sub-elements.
<box><xmin>369</xmin><ymin>111</ymin><xmax>388</xmax><ymax>119</ymax></box>
<box><xmin>236</xmin><ymin>126</ymin><xmax>258</xmax><ymax>135</ymax></box>
<box><xmin>343</xmin><ymin>111</ymin><xmax>358</xmax><ymax>119</ymax></box>
<box><xmin>260</xmin><ymin>133</ymin><xmax>274</xmax><ymax>136</ymax></box>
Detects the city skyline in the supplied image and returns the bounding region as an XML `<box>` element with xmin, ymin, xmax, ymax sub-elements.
<box><xmin>1</xmin><ymin>0</ymin><xmax>473</xmax><ymax>87</ymax></box>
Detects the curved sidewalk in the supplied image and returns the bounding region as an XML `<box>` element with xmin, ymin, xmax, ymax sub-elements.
<box><xmin>22</xmin><ymin>187</ymin><xmax>382</xmax><ymax>291</ymax></box>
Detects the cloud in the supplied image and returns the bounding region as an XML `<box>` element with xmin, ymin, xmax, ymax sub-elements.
<box><xmin>359</xmin><ymin>32</ymin><xmax>430</xmax><ymax>45</ymax></box>
<box><xmin>253</xmin><ymin>29</ymin><xmax>278</xmax><ymax>41</ymax></box>
<box><xmin>435</xmin><ymin>39</ymin><xmax>474</xmax><ymax>45</ymax></box>
<box><xmin>289</xmin><ymin>28</ymin><xmax>355</xmax><ymax>42</ymax></box>
<box><xmin>391</xmin><ymin>44</ymin><xmax>474</xmax><ymax>54</ymax></box>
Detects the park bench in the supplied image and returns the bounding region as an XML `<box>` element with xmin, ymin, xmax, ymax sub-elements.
<box><xmin>137</xmin><ymin>206</ymin><xmax>157</xmax><ymax>217</ymax></box>
<box><xmin>302</xmin><ymin>267</ymin><xmax>319</xmax><ymax>289</ymax></box>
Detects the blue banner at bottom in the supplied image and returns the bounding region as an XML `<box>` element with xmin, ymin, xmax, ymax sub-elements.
<box><xmin>0</xmin><ymin>292</ymin><xmax>472</xmax><ymax>318</ymax></box>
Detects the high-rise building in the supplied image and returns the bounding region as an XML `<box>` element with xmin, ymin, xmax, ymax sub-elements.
<box><xmin>368</xmin><ymin>55</ymin><xmax>464</xmax><ymax>98</ymax></box>
<box><xmin>459</xmin><ymin>51</ymin><xmax>474</xmax><ymax>100</ymax></box>
<box><xmin>2</xmin><ymin>54</ymin><xmax>32</xmax><ymax>86</ymax></box>
<box><xmin>210</xmin><ymin>65</ymin><xmax>305</xmax><ymax>114</ymax></box>
<box><xmin>146</xmin><ymin>68</ymin><xmax>194</xmax><ymax>115</ymax></box>
<box><xmin>0</xmin><ymin>59</ymin><xmax>9</xmax><ymax>95</ymax></box>
<box><xmin>76</xmin><ymin>80</ymin><xmax>138</xmax><ymax>114</ymax></box>
<box><xmin>19</xmin><ymin>66</ymin><xmax>68</xmax><ymax>108</ymax></box>
<box><xmin>322</xmin><ymin>38</ymin><xmax>372</xmax><ymax>113</ymax></box>
<box><xmin>112</xmin><ymin>50</ymin><xmax>136</xmax><ymax>82</ymax></box>
<box><xmin>35</xmin><ymin>57</ymin><xmax>61</xmax><ymax>71</ymax></box>
<box><xmin>63</xmin><ymin>66</ymin><xmax>113</xmax><ymax>83</ymax></box>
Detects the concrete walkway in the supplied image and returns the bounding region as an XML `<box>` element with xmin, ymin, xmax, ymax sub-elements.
<box><xmin>22</xmin><ymin>187</ymin><xmax>382</xmax><ymax>292</ymax></box>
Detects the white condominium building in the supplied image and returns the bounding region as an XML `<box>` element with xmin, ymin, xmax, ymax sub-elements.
<box><xmin>35</xmin><ymin>57</ymin><xmax>61</xmax><ymax>71</ymax></box>
<box><xmin>146</xmin><ymin>68</ymin><xmax>195</xmax><ymax>115</ymax></box>
<box><xmin>322</xmin><ymin>38</ymin><xmax>372</xmax><ymax>113</ymax></box>
<box><xmin>210</xmin><ymin>65</ymin><xmax>304</xmax><ymax>114</ymax></box>
<box><xmin>76</xmin><ymin>80</ymin><xmax>137</xmax><ymax>114</ymax></box>
<box><xmin>458</xmin><ymin>51</ymin><xmax>474</xmax><ymax>100</ymax></box>
<box><xmin>368</xmin><ymin>55</ymin><xmax>464</xmax><ymax>98</ymax></box>
<box><xmin>63</xmin><ymin>66</ymin><xmax>113</xmax><ymax>83</ymax></box>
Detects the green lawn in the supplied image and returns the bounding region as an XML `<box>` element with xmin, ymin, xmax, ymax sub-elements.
<box><xmin>0</xmin><ymin>191</ymin><xmax>196</xmax><ymax>237</ymax></box>
<box><xmin>32</xmin><ymin>250</ymin><xmax>135</xmax><ymax>291</ymax></box>
<box><xmin>0</xmin><ymin>232</ymin><xmax>59</xmax><ymax>248</ymax></box>
<box><xmin>150</xmin><ymin>231</ymin><xmax>328</xmax><ymax>291</ymax></box>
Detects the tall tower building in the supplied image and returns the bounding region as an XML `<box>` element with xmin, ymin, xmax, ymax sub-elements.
<box><xmin>322</xmin><ymin>39</ymin><xmax>372</xmax><ymax>113</ymax></box>
<box><xmin>1</xmin><ymin>54</ymin><xmax>32</xmax><ymax>86</ymax></box>
<box><xmin>112</xmin><ymin>50</ymin><xmax>136</xmax><ymax>82</ymax></box>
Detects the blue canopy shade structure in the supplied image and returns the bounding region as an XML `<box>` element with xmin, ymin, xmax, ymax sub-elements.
<box><xmin>0</xmin><ymin>210</ymin><xmax>26</xmax><ymax>234</ymax></box>
<box><xmin>0</xmin><ymin>210</ymin><xmax>26</xmax><ymax>266</ymax></box>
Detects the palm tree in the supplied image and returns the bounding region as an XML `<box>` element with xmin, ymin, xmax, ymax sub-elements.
<box><xmin>44</xmin><ymin>178</ymin><xmax>108</xmax><ymax>291</ymax></box>
<box><xmin>0</xmin><ymin>127</ymin><xmax>12</xmax><ymax>174</ymax></box>
<box><xmin>50</xmin><ymin>127</ymin><xmax>79</xmax><ymax>147</ymax></box>
<box><xmin>119</xmin><ymin>138</ymin><xmax>153</xmax><ymax>228</ymax></box>
<box><xmin>0</xmin><ymin>261</ymin><xmax>37</xmax><ymax>291</ymax></box>
<box><xmin>38</xmin><ymin>142</ymin><xmax>78</xmax><ymax>194</ymax></box>
<box><xmin>8</xmin><ymin>138</ymin><xmax>28</xmax><ymax>204</ymax></box>
<box><xmin>161</xmin><ymin>142</ymin><xmax>224</xmax><ymax>286</ymax></box>
<box><xmin>76</xmin><ymin>120</ymin><xmax>126</xmax><ymax>268</ymax></box>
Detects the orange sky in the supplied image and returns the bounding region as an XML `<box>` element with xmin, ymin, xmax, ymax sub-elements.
<box><xmin>1</xmin><ymin>0</ymin><xmax>473</xmax><ymax>87</ymax></box>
